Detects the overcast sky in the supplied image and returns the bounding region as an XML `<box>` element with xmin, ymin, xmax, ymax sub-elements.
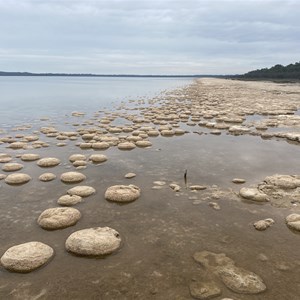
<box><xmin>0</xmin><ymin>0</ymin><xmax>299</xmax><ymax>74</ymax></box>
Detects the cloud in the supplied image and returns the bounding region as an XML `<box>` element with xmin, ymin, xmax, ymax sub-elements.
<box><xmin>0</xmin><ymin>0</ymin><xmax>299</xmax><ymax>74</ymax></box>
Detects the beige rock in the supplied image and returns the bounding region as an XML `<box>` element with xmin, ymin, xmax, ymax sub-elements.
<box><xmin>8</xmin><ymin>142</ymin><xmax>27</xmax><ymax>149</ymax></box>
<box><xmin>193</xmin><ymin>250</ymin><xmax>266</xmax><ymax>294</ymax></box>
<box><xmin>92</xmin><ymin>142</ymin><xmax>110</xmax><ymax>150</ymax></box>
<box><xmin>65</xmin><ymin>227</ymin><xmax>121</xmax><ymax>256</ymax></box>
<box><xmin>0</xmin><ymin>174</ymin><xmax>6</xmax><ymax>180</ymax></box>
<box><xmin>69</xmin><ymin>154</ymin><xmax>86</xmax><ymax>162</ymax></box>
<box><xmin>5</xmin><ymin>173</ymin><xmax>31</xmax><ymax>185</ymax></box>
<box><xmin>239</xmin><ymin>187</ymin><xmax>268</xmax><ymax>202</ymax></box>
<box><xmin>253</xmin><ymin>218</ymin><xmax>275</xmax><ymax>231</ymax></box>
<box><xmin>264</xmin><ymin>174</ymin><xmax>300</xmax><ymax>189</ymax></box>
<box><xmin>67</xmin><ymin>185</ymin><xmax>96</xmax><ymax>197</ymax></box>
<box><xmin>60</xmin><ymin>172</ymin><xmax>86</xmax><ymax>183</ymax></box>
<box><xmin>105</xmin><ymin>185</ymin><xmax>140</xmax><ymax>203</ymax></box>
<box><xmin>2</xmin><ymin>163</ymin><xmax>23</xmax><ymax>172</ymax></box>
<box><xmin>0</xmin><ymin>241</ymin><xmax>54</xmax><ymax>273</ymax></box>
<box><xmin>189</xmin><ymin>185</ymin><xmax>207</xmax><ymax>190</ymax></box>
<box><xmin>89</xmin><ymin>154</ymin><xmax>107</xmax><ymax>163</ymax></box>
<box><xmin>39</xmin><ymin>173</ymin><xmax>56</xmax><ymax>182</ymax></box>
<box><xmin>37</xmin><ymin>157</ymin><xmax>61</xmax><ymax>167</ymax></box>
<box><xmin>125</xmin><ymin>172</ymin><xmax>136</xmax><ymax>179</ymax></box>
<box><xmin>286</xmin><ymin>213</ymin><xmax>300</xmax><ymax>231</ymax></box>
<box><xmin>0</xmin><ymin>153</ymin><xmax>12</xmax><ymax>163</ymax></box>
<box><xmin>170</xmin><ymin>183</ymin><xmax>181</xmax><ymax>192</ymax></box>
<box><xmin>21</xmin><ymin>153</ymin><xmax>40</xmax><ymax>161</ymax></box>
<box><xmin>135</xmin><ymin>140</ymin><xmax>152</xmax><ymax>147</ymax></box>
<box><xmin>118</xmin><ymin>142</ymin><xmax>136</xmax><ymax>150</ymax></box>
<box><xmin>189</xmin><ymin>281</ymin><xmax>221</xmax><ymax>299</ymax></box>
<box><xmin>37</xmin><ymin>207</ymin><xmax>81</xmax><ymax>230</ymax></box>
<box><xmin>232</xmin><ymin>178</ymin><xmax>246</xmax><ymax>184</ymax></box>
<box><xmin>58</xmin><ymin>195</ymin><xmax>82</xmax><ymax>206</ymax></box>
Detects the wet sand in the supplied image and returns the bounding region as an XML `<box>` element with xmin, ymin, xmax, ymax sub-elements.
<box><xmin>1</xmin><ymin>78</ymin><xmax>300</xmax><ymax>299</ymax></box>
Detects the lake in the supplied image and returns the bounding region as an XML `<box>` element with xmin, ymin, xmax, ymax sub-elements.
<box><xmin>0</xmin><ymin>77</ymin><xmax>300</xmax><ymax>300</ymax></box>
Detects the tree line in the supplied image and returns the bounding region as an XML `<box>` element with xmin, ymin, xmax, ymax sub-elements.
<box><xmin>239</xmin><ymin>62</ymin><xmax>300</xmax><ymax>79</ymax></box>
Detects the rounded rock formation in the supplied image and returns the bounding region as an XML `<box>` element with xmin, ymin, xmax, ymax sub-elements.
<box><xmin>65</xmin><ymin>227</ymin><xmax>121</xmax><ymax>256</ymax></box>
<box><xmin>39</xmin><ymin>173</ymin><xmax>56</xmax><ymax>182</ymax></box>
<box><xmin>105</xmin><ymin>184</ymin><xmax>140</xmax><ymax>203</ymax></box>
<box><xmin>92</xmin><ymin>142</ymin><xmax>110</xmax><ymax>150</ymax></box>
<box><xmin>60</xmin><ymin>171</ymin><xmax>86</xmax><ymax>183</ymax></box>
<box><xmin>117</xmin><ymin>142</ymin><xmax>136</xmax><ymax>150</ymax></box>
<box><xmin>239</xmin><ymin>188</ymin><xmax>268</xmax><ymax>202</ymax></box>
<box><xmin>125</xmin><ymin>172</ymin><xmax>136</xmax><ymax>179</ymax></box>
<box><xmin>37</xmin><ymin>207</ymin><xmax>81</xmax><ymax>230</ymax></box>
<box><xmin>89</xmin><ymin>154</ymin><xmax>107</xmax><ymax>163</ymax></box>
<box><xmin>0</xmin><ymin>241</ymin><xmax>54</xmax><ymax>273</ymax></box>
<box><xmin>58</xmin><ymin>194</ymin><xmax>82</xmax><ymax>206</ymax></box>
<box><xmin>5</xmin><ymin>173</ymin><xmax>31</xmax><ymax>185</ymax></box>
<box><xmin>0</xmin><ymin>153</ymin><xmax>12</xmax><ymax>163</ymax></box>
<box><xmin>286</xmin><ymin>214</ymin><xmax>300</xmax><ymax>231</ymax></box>
<box><xmin>69</xmin><ymin>154</ymin><xmax>86</xmax><ymax>162</ymax></box>
<box><xmin>37</xmin><ymin>157</ymin><xmax>61</xmax><ymax>167</ymax></box>
<box><xmin>135</xmin><ymin>140</ymin><xmax>152</xmax><ymax>147</ymax></box>
<box><xmin>253</xmin><ymin>218</ymin><xmax>275</xmax><ymax>231</ymax></box>
<box><xmin>67</xmin><ymin>185</ymin><xmax>96</xmax><ymax>197</ymax></box>
<box><xmin>21</xmin><ymin>153</ymin><xmax>40</xmax><ymax>161</ymax></box>
<box><xmin>2</xmin><ymin>163</ymin><xmax>24</xmax><ymax>172</ymax></box>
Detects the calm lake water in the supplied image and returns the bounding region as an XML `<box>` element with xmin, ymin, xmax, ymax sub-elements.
<box><xmin>1</xmin><ymin>77</ymin><xmax>300</xmax><ymax>299</ymax></box>
<box><xmin>0</xmin><ymin>76</ymin><xmax>191</xmax><ymax>127</ymax></box>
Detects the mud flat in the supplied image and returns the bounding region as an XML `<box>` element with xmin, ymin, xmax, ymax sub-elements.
<box><xmin>1</xmin><ymin>78</ymin><xmax>300</xmax><ymax>299</ymax></box>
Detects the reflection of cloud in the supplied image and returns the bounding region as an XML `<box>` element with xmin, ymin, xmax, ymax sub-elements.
<box><xmin>0</xmin><ymin>0</ymin><xmax>299</xmax><ymax>74</ymax></box>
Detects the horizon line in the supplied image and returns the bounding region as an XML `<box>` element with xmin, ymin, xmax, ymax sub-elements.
<box><xmin>0</xmin><ymin>70</ymin><xmax>237</xmax><ymax>77</ymax></box>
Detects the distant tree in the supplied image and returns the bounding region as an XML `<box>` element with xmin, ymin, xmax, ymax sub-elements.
<box><xmin>240</xmin><ymin>61</ymin><xmax>300</xmax><ymax>79</ymax></box>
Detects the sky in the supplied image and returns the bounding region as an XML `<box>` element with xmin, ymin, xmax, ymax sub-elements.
<box><xmin>0</xmin><ymin>0</ymin><xmax>299</xmax><ymax>75</ymax></box>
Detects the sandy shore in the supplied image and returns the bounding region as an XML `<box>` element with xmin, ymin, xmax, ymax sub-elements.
<box><xmin>1</xmin><ymin>78</ymin><xmax>300</xmax><ymax>299</ymax></box>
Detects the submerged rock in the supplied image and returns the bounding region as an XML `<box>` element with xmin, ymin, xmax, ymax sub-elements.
<box><xmin>286</xmin><ymin>214</ymin><xmax>300</xmax><ymax>231</ymax></box>
<box><xmin>189</xmin><ymin>281</ymin><xmax>221</xmax><ymax>299</ymax></box>
<box><xmin>253</xmin><ymin>218</ymin><xmax>275</xmax><ymax>231</ymax></box>
<box><xmin>193</xmin><ymin>250</ymin><xmax>266</xmax><ymax>295</ymax></box>
<box><xmin>0</xmin><ymin>241</ymin><xmax>54</xmax><ymax>273</ymax></box>
<box><xmin>218</xmin><ymin>265</ymin><xmax>266</xmax><ymax>294</ymax></box>
<box><xmin>263</xmin><ymin>174</ymin><xmax>300</xmax><ymax>189</ymax></box>
<box><xmin>105</xmin><ymin>185</ymin><xmax>141</xmax><ymax>203</ymax></box>
<box><xmin>239</xmin><ymin>187</ymin><xmax>268</xmax><ymax>202</ymax></box>
<box><xmin>65</xmin><ymin>227</ymin><xmax>121</xmax><ymax>256</ymax></box>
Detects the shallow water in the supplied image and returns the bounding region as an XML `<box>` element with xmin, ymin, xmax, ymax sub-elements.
<box><xmin>0</xmin><ymin>76</ymin><xmax>190</xmax><ymax>127</ymax></box>
<box><xmin>1</xmin><ymin>78</ymin><xmax>300</xmax><ymax>299</ymax></box>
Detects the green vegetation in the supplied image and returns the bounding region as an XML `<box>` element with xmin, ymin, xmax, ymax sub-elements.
<box><xmin>240</xmin><ymin>62</ymin><xmax>300</xmax><ymax>79</ymax></box>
